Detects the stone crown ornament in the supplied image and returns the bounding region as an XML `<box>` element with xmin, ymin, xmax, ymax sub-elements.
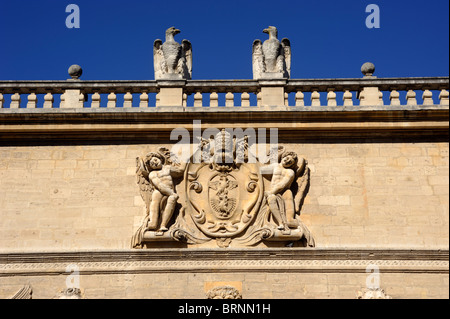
<box><xmin>252</xmin><ymin>26</ymin><xmax>291</xmax><ymax>79</ymax></box>
<box><xmin>153</xmin><ymin>27</ymin><xmax>193</xmax><ymax>80</ymax></box>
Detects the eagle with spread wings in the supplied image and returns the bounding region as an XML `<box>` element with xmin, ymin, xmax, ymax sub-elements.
<box><xmin>154</xmin><ymin>27</ymin><xmax>192</xmax><ymax>80</ymax></box>
<box><xmin>252</xmin><ymin>26</ymin><xmax>291</xmax><ymax>79</ymax></box>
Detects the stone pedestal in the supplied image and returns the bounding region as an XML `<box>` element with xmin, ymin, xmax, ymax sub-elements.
<box><xmin>259</xmin><ymin>79</ymin><xmax>287</xmax><ymax>107</ymax></box>
<box><xmin>62</xmin><ymin>89</ymin><xmax>83</xmax><ymax>108</ymax></box>
<box><xmin>359</xmin><ymin>86</ymin><xmax>383</xmax><ymax>106</ymax></box>
<box><xmin>157</xmin><ymin>80</ymin><xmax>186</xmax><ymax>106</ymax></box>
<box><xmin>359</xmin><ymin>62</ymin><xmax>383</xmax><ymax>106</ymax></box>
<box><xmin>158</xmin><ymin>87</ymin><xmax>184</xmax><ymax>106</ymax></box>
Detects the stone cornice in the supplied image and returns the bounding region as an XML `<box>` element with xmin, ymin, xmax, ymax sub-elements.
<box><xmin>0</xmin><ymin>249</ymin><xmax>448</xmax><ymax>276</ymax></box>
<box><xmin>1</xmin><ymin>77</ymin><xmax>448</xmax><ymax>94</ymax></box>
<box><xmin>0</xmin><ymin>105</ymin><xmax>448</xmax><ymax>144</ymax></box>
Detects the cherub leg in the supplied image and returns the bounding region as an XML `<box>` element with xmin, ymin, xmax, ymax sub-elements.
<box><xmin>282</xmin><ymin>190</ymin><xmax>299</xmax><ymax>228</ymax></box>
<box><xmin>160</xmin><ymin>193</ymin><xmax>179</xmax><ymax>232</ymax></box>
<box><xmin>148</xmin><ymin>190</ymin><xmax>163</xmax><ymax>230</ymax></box>
<box><xmin>267</xmin><ymin>194</ymin><xmax>288</xmax><ymax>230</ymax></box>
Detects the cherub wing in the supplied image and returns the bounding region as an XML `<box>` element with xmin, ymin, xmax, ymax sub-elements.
<box><xmin>136</xmin><ymin>156</ymin><xmax>155</xmax><ymax>214</ymax></box>
<box><xmin>281</xmin><ymin>38</ymin><xmax>291</xmax><ymax>78</ymax></box>
<box><xmin>293</xmin><ymin>158</ymin><xmax>310</xmax><ymax>214</ymax></box>
<box><xmin>182</xmin><ymin>39</ymin><xmax>192</xmax><ymax>80</ymax></box>
<box><xmin>252</xmin><ymin>39</ymin><xmax>264</xmax><ymax>80</ymax></box>
<box><xmin>153</xmin><ymin>39</ymin><xmax>165</xmax><ymax>80</ymax></box>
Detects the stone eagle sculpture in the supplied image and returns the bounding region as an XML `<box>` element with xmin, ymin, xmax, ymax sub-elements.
<box><xmin>154</xmin><ymin>27</ymin><xmax>192</xmax><ymax>80</ymax></box>
<box><xmin>252</xmin><ymin>26</ymin><xmax>291</xmax><ymax>79</ymax></box>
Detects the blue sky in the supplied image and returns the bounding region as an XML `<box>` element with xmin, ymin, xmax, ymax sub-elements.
<box><xmin>0</xmin><ymin>0</ymin><xmax>448</xmax><ymax>81</ymax></box>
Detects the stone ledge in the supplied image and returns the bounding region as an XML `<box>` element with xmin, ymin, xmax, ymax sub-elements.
<box><xmin>0</xmin><ymin>248</ymin><xmax>447</xmax><ymax>276</ymax></box>
<box><xmin>0</xmin><ymin>104</ymin><xmax>448</xmax><ymax>114</ymax></box>
<box><xmin>1</xmin><ymin>76</ymin><xmax>448</xmax><ymax>93</ymax></box>
<box><xmin>0</xmin><ymin>103</ymin><xmax>447</xmax><ymax>142</ymax></box>
<box><xmin>0</xmin><ymin>105</ymin><xmax>447</xmax><ymax>129</ymax></box>
<box><xmin>1</xmin><ymin>260</ymin><xmax>448</xmax><ymax>277</ymax></box>
<box><xmin>1</xmin><ymin>248</ymin><xmax>448</xmax><ymax>263</ymax></box>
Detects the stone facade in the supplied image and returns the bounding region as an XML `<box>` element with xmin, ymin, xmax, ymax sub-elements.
<box><xmin>0</xmin><ymin>39</ymin><xmax>448</xmax><ymax>298</ymax></box>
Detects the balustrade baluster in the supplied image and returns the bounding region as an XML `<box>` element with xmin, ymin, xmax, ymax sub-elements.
<box><xmin>79</xmin><ymin>93</ymin><xmax>86</xmax><ymax>108</ymax></box>
<box><xmin>257</xmin><ymin>92</ymin><xmax>262</xmax><ymax>107</ymax></box>
<box><xmin>27</xmin><ymin>92</ymin><xmax>37</xmax><ymax>108</ymax></box>
<box><xmin>91</xmin><ymin>92</ymin><xmax>100</xmax><ymax>108</ymax></box>
<box><xmin>10</xmin><ymin>93</ymin><xmax>21</xmax><ymax>109</ymax></box>
<box><xmin>43</xmin><ymin>93</ymin><xmax>54</xmax><ymax>109</ymax></box>
<box><xmin>59</xmin><ymin>93</ymin><xmax>65</xmax><ymax>108</ymax></box>
<box><xmin>210</xmin><ymin>92</ymin><xmax>218</xmax><ymax>107</ymax></box>
<box><xmin>124</xmin><ymin>92</ymin><xmax>133</xmax><ymax>108</ymax></box>
<box><xmin>311</xmin><ymin>91</ymin><xmax>320</xmax><ymax>106</ymax></box>
<box><xmin>0</xmin><ymin>93</ymin><xmax>3</xmax><ymax>108</ymax></box>
<box><xmin>182</xmin><ymin>93</ymin><xmax>187</xmax><ymax>107</ymax></box>
<box><xmin>241</xmin><ymin>92</ymin><xmax>250</xmax><ymax>107</ymax></box>
<box><xmin>284</xmin><ymin>93</ymin><xmax>289</xmax><ymax>106</ymax></box>
<box><xmin>343</xmin><ymin>90</ymin><xmax>353</xmax><ymax>106</ymax></box>
<box><xmin>327</xmin><ymin>90</ymin><xmax>337</xmax><ymax>106</ymax></box>
<box><xmin>140</xmin><ymin>92</ymin><xmax>149</xmax><ymax>108</ymax></box>
<box><xmin>107</xmin><ymin>92</ymin><xmax>116</xmax><ymax>108</ymax></box>
<box><xmin>155</xmin><ymin>92</ymin><xmax>160</xmax><ymax>107</ymax></box>
<box><xmin>439</xmin><ymin>89</ymin><xmax>449</xmax><ymax>106</ymax></box>
<box><xmin>406</xmin><ymin>90</ymin><xmax>417</xmax><ymax>106</ymax></box>
<box><xmin>390</xmin><ymin>90</ymin><xmax>400</xmax><ymax>106</ymax></box>
<box><xmin>422</xmin><ymin>89</ymin><xmax>433</xmax><ymax>105</ymax></box>
<box><xmin>194</xmin><ymin>92</ymin><xmax>203</xmax><ymax>107</ymax></box>
<box><xmin>225</xmin><ymin>92</ymin><xmax>234</xmax><ymax>107</ymax></box>
<box><xmin>295</xmin><ymin>91</ymin><xmax>304</xmax><ymax>106</ymax></box>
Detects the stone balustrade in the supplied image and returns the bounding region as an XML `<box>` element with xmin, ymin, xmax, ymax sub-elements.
<box><xmin>0</xmin><ymin>67</ymin><xmax>448</xmax><ymax>110</ymax></box>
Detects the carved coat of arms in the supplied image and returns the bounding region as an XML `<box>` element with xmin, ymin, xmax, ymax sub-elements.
<box><xmin>132</xmin><ymin>130</ymin><xmax>315</xmax><ymax>248</ymax></box>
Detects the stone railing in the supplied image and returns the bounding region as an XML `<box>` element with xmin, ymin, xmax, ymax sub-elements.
<box><xmin>0</xmin><ymin>64</ymin><xmax>448</xmax><ymax>109</ymax></box>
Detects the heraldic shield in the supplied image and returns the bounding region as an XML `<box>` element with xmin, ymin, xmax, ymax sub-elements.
<box><xmin>186</xmin><ymin>161</ymin><xmax>263</xmax><ymax>241</ymax></box>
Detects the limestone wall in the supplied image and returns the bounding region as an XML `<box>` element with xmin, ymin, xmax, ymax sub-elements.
<box><xmin>0</xmin><ymin>141</ymin><xmax>447</xmax><ymax>251</ymax></box>
<box><xmin>1</xmin><ymin>272</ymin><xmax>448</xmax><ymax>299</ymax></box>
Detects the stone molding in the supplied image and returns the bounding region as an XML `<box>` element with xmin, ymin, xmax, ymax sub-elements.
<box><xmin>0</xmin><ymin>77</ymin><xmax>448</xmax><ymax>94</ymax></box>
<box><xmin>0</xmin><ymin>105</ymin><xmax>448</xmax><ymax>143</ymax></box>
<box><xmin>1</xmin><ymin>249</ymin><xmax>447</xmax><ymax>276</ymax></box>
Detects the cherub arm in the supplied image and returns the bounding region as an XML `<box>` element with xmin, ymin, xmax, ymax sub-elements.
<box><xmin>169</xmin><ymin>161</ymin><xmax>188</xmax><ymax>177</ymax></box>
<box><xmin>260</xmin><ymin>163</ymin><xmax>277</xmax><ymax>175</ymax></box>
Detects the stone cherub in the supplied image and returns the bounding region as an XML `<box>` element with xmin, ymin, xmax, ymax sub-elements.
<box><xmin>252</xmin><ymin>26</ymin><xmax>291</xmax><ymax>79</ymax></box>
<box><xmin>261</xmin><ymin>149</ymin><xmax>309</xmax><ymax>234</ymax></box>
<box><xmin>153</xmin><ymin>27</ymin><xmax>192</xmax><ymax>80</ymax></box>
<box><xmin>132</xmin><ymin>147</ymin><xmax>187</xmax><ymax>248</ymax></box>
